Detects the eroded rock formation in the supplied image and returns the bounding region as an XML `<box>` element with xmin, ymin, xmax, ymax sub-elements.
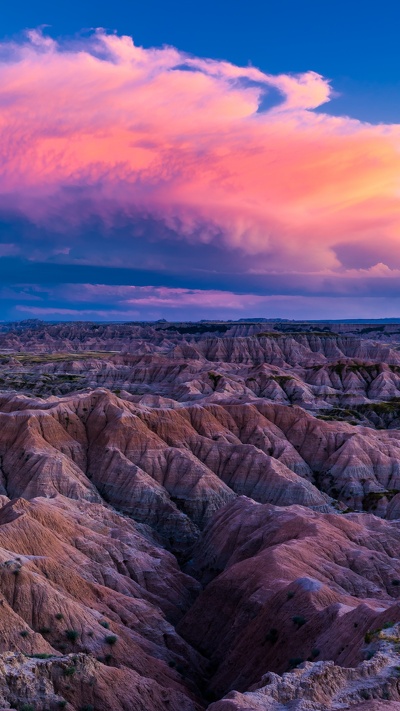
<box><xmin>1</xmin><ymin>321</ymin><xmax>400</xmax><ymax>709</ymax></box>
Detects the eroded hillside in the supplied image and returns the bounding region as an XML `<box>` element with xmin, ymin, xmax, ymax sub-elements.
<box><xmin>1</xmin><ymin>321</ymin><xmax>400</xmax><ymax>709</ymax></box>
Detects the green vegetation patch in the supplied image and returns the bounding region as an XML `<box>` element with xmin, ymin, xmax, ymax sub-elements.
<box><xmin>362</xmin><ymin>489</ymin><xmax>400</xmax><ymax>510</ymax></box>
<box><xmin>14</xmin><ymin>351</ymin><xmax>112</xmax><ymax>364</ymax></box>
<box><xmin>272</xmin><ymin>375</ymin><xmax>294</xmax><ymax>383</ymax></box>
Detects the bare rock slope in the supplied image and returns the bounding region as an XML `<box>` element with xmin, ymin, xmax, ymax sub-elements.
<box><xmin>2</xmin><ymin>321</ymin><xmax>400</xmax><ymax>709</ymax></box>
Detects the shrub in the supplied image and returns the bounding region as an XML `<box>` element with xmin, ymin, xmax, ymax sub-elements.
<box><xmin>286</xmin><ymin>591</ymin><xmax>294</xmax><ymax>599</ymax></box>
<box><xmin>99</xmin><ymin>620</ymin><xmax>109</xmax><ymax>629</ymax></box>
<box><xmin>79</xmin><ymin>706</ymin><xmax>94</xmax><ymax>711</ymax></box>
<box><xmin>176</xmin><ymin>663</ymin><xmax>186</xmax><ymax>676</ymax></box>
<box><xmin>392</xmin><ymin>579</ymin><xmax>400</xmax><ymax>586</ymax></box>
<box><xmin>57</xmin><ymin>702</ymin><xmax>67</xmax><ymax>709</ymax></box>
<box><xmin>65</xmin><ymin>629</ymin><xmax>79</xmax><ymax>642</ymax></box>
<box><xmin>20</xmin><ymin>705</ymin><xmax>35</xmax><ymax>711</ymax></box>
<box><xmin>264</xmin><ymin>628</ymin><xmax>279</xmax><ymax>644</ymax></box>
<box><xmin>39</xmin><ymin>626</ymin><xmax>51</xmax><ymax>634</ymax></box>
<box><xmin>104</xmin><ymin>634</ymin><xmax>117</xmax><ymax>645</ymax></box>
<box><xmin>55</xmin><ymin>613</ymin><xmax>64</xmax><ymax>620</ymax></box>
<box><xmin>311</xmin><ymin>648</ymin><xmax>320</xmax><ymax>658</ymax></box>
<box><xmin>292</xmin><ymin>615</ymin><xmax>306</xmax><ymax>628</ymax></box>
<box><xmin>63</xmin><ymin>665</ymin><xmax>76</xmax><ymax>677</ymax></box>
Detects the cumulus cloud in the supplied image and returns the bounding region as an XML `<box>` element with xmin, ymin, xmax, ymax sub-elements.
<box><xmin>1</xmin><ymin>29</ymin><xmax>400</xmax><ymax>321</ymax></box>
<box><xmin>0</xmin><ymin>29</ymin><xmax>399</xmax><ymax>275</ymax></box>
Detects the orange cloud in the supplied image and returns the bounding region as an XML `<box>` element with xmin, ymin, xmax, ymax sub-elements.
<box><xmin>0</xmin><ymin>30</ymin><xmax>400</xmax><ymax>276</ymax></box>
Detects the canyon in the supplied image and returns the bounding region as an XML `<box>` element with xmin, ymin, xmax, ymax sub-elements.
<box><xmin>1</xmin><ymin>320</ymin><xmax>400</xmax><ymax>708</ymax></box>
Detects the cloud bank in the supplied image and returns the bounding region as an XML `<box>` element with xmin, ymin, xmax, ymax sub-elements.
<box><xmin>1</xmin><ymin>29</ymin><xmax>400</xmax><ymax>319</ymax></box>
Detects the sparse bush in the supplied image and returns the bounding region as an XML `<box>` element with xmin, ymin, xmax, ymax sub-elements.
<box><xmin>292</xmin><ymin>615</ymin><xmax>306</xmax><ymax>628</ymax></box>
<box><xmin>79</xmin><ymin>706</ymin><xmax>94</xmax><ymax>711</ymax></box>
<box><xmin>55</xmin><ymin>613</ymin><xmax>64</xmax><ymax>620</ymax></box>
<box><xmin>63</xmin><ymin>665</ymin><xmax>76</xmax><ymax>677</ymax></box>
<box><xmin>57</xmin><ymin>702</ymin><xmax>67</xmax><ymax>709</ymax></box>
<box><xmin>39</xmin><ymin>626</ymin><xmax>51</xmax><ymax>634</ymax></box>
<box><xmin>104</xmin><ymin>634</ymin><xmax>117</xmax><ymax>645</ymax></box>
<box><xmin>176</xmin><ymin>663</ymin><xmax>186</xmax><ymax>676</ymax></box>
<box><xmin>99</xmin><ymin>620</ymin><xmax>109</xmax><ymax>629</ymax></box>
<box><xmin>20</xmin><ymin>630</ymin><xmax>29</xmax><ymax>638</ymax></box>
<box><xmin>360</xmin><ymin>689</ymin><xmax>371</xmax><ymax>700</ymax></box>
<box><xmin>264</xmin><ymin>628</ymin><xmax>279</xmax><ymax>644</ymax></box>
<box><xmin>286</xmin><ymin>591</ymin><xmax>294</xmax><ymax>599</ymax></box>
<box><xmin>20</xmin><ymin>705</ymin><xmax>35</xmax><ymax>711</ymax></box>
<box><xmin>65</xmin><ymin>629</ymin><xmax>79</xmax><ymax>642</ymax></box>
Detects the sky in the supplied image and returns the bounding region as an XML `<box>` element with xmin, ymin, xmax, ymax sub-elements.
<box><xmin>1</xmin><ymin>1</ymin><xmax>400</xmax><ymax>322</ymax></box>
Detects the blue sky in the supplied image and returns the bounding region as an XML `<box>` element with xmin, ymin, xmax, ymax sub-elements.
<box><xmin>1</xmin><ymin>1</ymin><xmax>400</xmax><ymax>321</ymax></box>
<box><xmin>4</xmin><ymin>0</ymin><xmax>400</xmax><ymax>122</ymax></box>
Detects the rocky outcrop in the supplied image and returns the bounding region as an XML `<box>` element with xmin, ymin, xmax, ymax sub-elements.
<box><xmin>207</xmin><ymin>620</ymin><xmax>400</xmax><ymax>709</ymax></box>
<box><xmin>0</xmin><ymin>495</ymin><xmax>205</xmax><ymax>709</ymax></box>
<box><xmin>2</xmin><ymin>321</ymin><xmax>400</xmax><ymax>709</ymax></box>
<box><xmin>0</xmin><ymin>391</ymin><xmax>335</xmax><ymax>552</ymax></box>
<box><xmin>0</xmin><ymin>651</ymin><xmax>202</xmax><ymax>710</ymax></box>
<box><xmin>208</xmin><ymin>652</ymin><xmax>400</xmax><ymax>710</ymax></box>
<box><xmin>2</xmin><ymin>388</ymin><xmax>400</xmax><ymax>551</ymax></box>
<box><xmin>178</xmin><ymin>497</ymin><xmax>400</xmax><ymax>696</ymax></box>
<box><xmin>3</xmin><ymin>324</ymin><xmax>400</xmax><ymax>413</ymax></box>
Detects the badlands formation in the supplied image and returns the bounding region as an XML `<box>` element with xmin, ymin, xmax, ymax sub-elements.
<box><xmin>2</xmin><ymin>321</ymin><xmax>400</xmax><ymax>709</ymax></box>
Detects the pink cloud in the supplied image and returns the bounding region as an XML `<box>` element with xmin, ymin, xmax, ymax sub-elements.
<box><xmin>20</xmin><ymin>284</ymin><xmax>268</xmax><ymax>309</ymax></box>
<box><xmin>0</xmin><ymin>30</ymin><xmax>400</xmax><ymax>277</ymax></box>
<box><xmin>16</xmin><ymin>288</ymin><xmax>400</xmax><ymax>321</ymax></box>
